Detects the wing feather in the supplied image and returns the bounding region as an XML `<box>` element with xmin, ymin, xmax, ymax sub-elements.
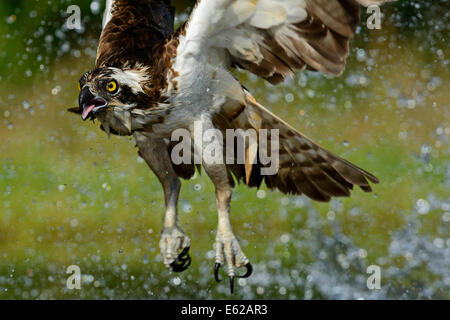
<box><xmin>180</xmin><ymin>0</ymin><xmax>393</xmax><ymax>84</ymax></box>
<box><xmin>96</xmin><ymin>0</ymin><xmax>175</xmax><ymax>68</ymax></box>
<box><xmin>211</xmin><ymin>91</ymin><xmax>379</xmax><ymax>202</ymax></box>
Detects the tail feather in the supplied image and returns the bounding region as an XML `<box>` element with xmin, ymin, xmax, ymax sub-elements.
<box><xmin>216</xmin><ymin>91</ymin><xmax>379</xmax><ymax>202</ymax></box>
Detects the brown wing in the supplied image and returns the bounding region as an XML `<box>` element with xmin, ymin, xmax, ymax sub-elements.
<box><xmin>96</xmin><ymin>0</ymin><xmax>175</xmax><ymax>68</ymax></box>
<box><xmin>229</xmin><ymin>0</ymin><xmax>389</xmax><ymax>84</ymax></box>
<box><xmin>212</xmin><ymin>91</ymin><xmax>379</xmax><ymax>202</ymax></box>
<box><xmin>182</xmin><ymin>0</ymin><xmax>391</xmax><ymax>84</ymax></box>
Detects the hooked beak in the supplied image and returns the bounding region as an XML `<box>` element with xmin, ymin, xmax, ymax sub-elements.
<box><xmin>78</xmin><ymin>86</ymin><xmax>108</xmax><ymax>121</ymax></box>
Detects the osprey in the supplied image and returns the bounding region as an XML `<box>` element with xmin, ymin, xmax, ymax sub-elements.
<box><xmin>71</xmin><ymin>0</ymin><xmax>390</xmax><ymax>293</ymax></box>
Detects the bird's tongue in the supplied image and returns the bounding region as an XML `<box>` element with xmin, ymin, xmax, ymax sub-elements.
<box><xmin>81</xmin><ymin>105</ymin><xmax>95</xmax><ymax>120</ymax></box>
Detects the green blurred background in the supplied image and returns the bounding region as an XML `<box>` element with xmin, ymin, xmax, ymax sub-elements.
<box><xmin>0</xmin><ymin>0</ymin><xmax>448</xmax><ymax>299</ymax></box>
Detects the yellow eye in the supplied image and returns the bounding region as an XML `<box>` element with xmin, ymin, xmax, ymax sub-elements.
<box><xmin>106</xmin><ymin>80</ymin><xmax>118</xmax><ymax>93</ymax></box>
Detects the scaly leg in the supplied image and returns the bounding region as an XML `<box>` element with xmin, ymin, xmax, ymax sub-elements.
<box><xmin>134</xmin><ymin>132</ymin><xmax>191</xmax><ymax>272</ymax></box>
<box><xmin>211</xmin><ymin>182</ymin><xmax>252</xmax><ymax>294</ymax></box>
<box><xmin>195</xmin><ymin>121</ymin><xmax>252</xmax><ymax>293</ymax></box>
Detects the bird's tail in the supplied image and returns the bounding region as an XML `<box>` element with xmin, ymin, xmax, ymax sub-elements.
<box><xmin>215</xmin><ymin>91</ymin><xmax>379</xmax><ymax>202</ymax></box>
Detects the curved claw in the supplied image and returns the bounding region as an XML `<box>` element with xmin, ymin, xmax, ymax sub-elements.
<box><xmin>170</xmin><ymin>248</ymin><xmax>191</xmax><ymax>272</ymax></box>
<box><xmin>178</xmin><ymin>246</ymin><xmax>190</xmax><ymax>260</ymax></box>
<box><xmin>170</xmin><ymin>255</ymin><xmax>191</xmax><ymax>272</ymax></box>
<box><xmin>214</xmin><ymin>263</ymin><xmax>222</xmax><ymax>282</ymax></box>
<box><xmin>237</xmin><ymin>263</ymin><xmax>253</xmax><ymax>279</ymax></box>
<box><xmin>229</xmin><ymin>276</ymin><xmax>235</xmax><ymax>294</ymax></box>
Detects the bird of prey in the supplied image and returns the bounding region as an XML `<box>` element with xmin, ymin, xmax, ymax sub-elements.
<box><xmin>70</xmin><ymin>0</ymin><xmax>390</xmax><ymax>293</ymax></box>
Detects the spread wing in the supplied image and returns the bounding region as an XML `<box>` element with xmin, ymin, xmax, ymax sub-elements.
<box><xmin>179</xmin><ymin>0</ymin><xmax>391</xmax><ymax>84</ymax></box>
<box><xmin>96</xmin><ymin>0</ymin><xmax>175</xmax><ymax>68</ymax></box>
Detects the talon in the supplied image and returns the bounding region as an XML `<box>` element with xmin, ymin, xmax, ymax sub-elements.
<box><xmin>229</xmin><ymin>276</ymin><xmax>235</xmax><ymax>294</ymax></box>
<box><xmin>238</xmin><ymin>263</ymin><xmax>253</xmax><ymax>279</ymax></box>
<box><xmin>170</xmin><ymin>261</ymin><xmax>183</xmax><ymax>272</ymax></box>
<box><xmin>169</xmin><ymin>246</ymin><xmax>191</xmax><ymax>272</ymax></box>
<box><xmin>214</xmin><ymin>263</ymin><xmax>222</xmax><ymax>282</ymax></box>
<box><xmin>213</xmin><ymin>233</ymin><xmax>251</xmax><ymax>294</ymax></box>
<box><xmin>182</xmin><ymin>254</ymin><xmax>192</xmax><ymax>269</ymax></box>
<box><xmin>178</xmin><ymin>246</ymin><xmax>190</xmax><ymax>260</ymax></box>
<box><xmin>170</xmin><ymin>253</ymin><xmax>191</xmax><ymax>272</ymax></box>
<box><xmin>178</xmin><ymin>253</ymin><xmax>191</xmax><ymax>265</ymax></box>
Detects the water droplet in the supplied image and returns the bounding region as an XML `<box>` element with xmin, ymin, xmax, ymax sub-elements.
<box><xmin>327</xmin><ymin>211</ymin><xmax>336</xmax><ymax>220</ymax></box>
<box><xmin>415</xmin><ymin>199</ymin><xmax>430</xmax><ymax>215</ymax></box>
<box><xmin>70</xmin><ymin>219</ymin><xmax>78</xmax><ymax>228</ymax></box>
<box><xmin>421</xmin><ymin>144</ymin><xmax>431</xmax><ymax>155</ymax></box>
<box><xmin>173</xmin><ymin>277</ymin><xmax>181</xmax><ymax>286</ymax></box>
<box><xmin>256</xmin><ymin>190</ymin><xmax>266</xmax><ymax>199</ymax></box>
<box><xmin>442</xmin><ymin>212</ymin><xmax>450</xmax><ymax>222</ymax></box>
<box><xmin>90</xmin><ymin>1</ymin><xmax>101</xmax><ymax>14</ymax></box>
<box><xmin>285</xmin><ymin>93</ymin><xmax>294</xmax><ymax>103</ymax></box>
<box><xmin>182</xmin><ymin>201</ymin><xmax>192</xmax><ymax>213</ymax></box>
<box><xmin>6</xmin><ymin>15</ymin><xmax>16</xmax><ymax>24</ymax></box>
<box><xmin>433</xmin><ymin>238</ymin><xmax>444</xmax><ymax>248</ymax></box>
<box><xmin>280</xmin><ymin>234</ymin><xmax>290</xmax><ymax>244</ymax></box>
<box><xmin>51</xmin><ymin>86</ymin><xmax>61</xmax><ymax>95</ymax></box>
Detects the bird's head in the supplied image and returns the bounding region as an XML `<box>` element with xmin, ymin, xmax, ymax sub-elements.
<box><xmin>72</xmin><ymin>66</ymin><xmax>151</xmax><ymax>121</ymax></box>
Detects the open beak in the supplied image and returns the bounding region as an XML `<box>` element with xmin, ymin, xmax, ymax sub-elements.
<box><xmin>78</xmin><ymin>86</ymin><xmax>108</xmax><ymax>121</ymax></box>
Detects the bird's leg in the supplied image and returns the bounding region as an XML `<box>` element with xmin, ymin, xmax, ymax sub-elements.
<box><xmin>197</xmin><ymin>129</ymin><xmax>253</xmax><ymax>293</ymax></box>
<box><xmin>211</xmin><ymin>184</ymin><xmax>252</xmax><ymax>294</ymax></box>
<box><xmin>134</xmin><ymin>132</ymin><xmax>191</xmax><ymax>272</ymax></box>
